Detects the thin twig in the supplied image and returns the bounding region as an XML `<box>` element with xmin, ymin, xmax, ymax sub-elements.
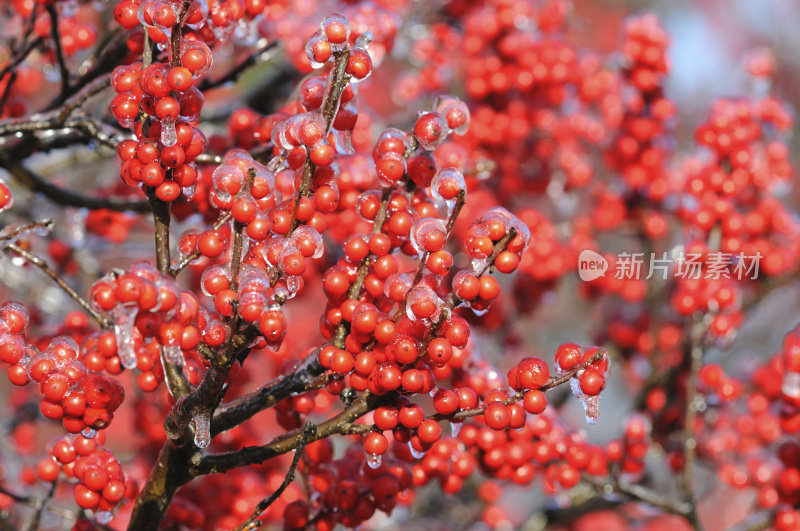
<box><xmin>45</xmin><ymin>4</ymin><xmax>70</xmax><ymax>95</ymax></box>
<box><xmin>0</xmin><ymin>220</ymin><xmax>54</xmax><ymax>241</ymax></box>
<box><xmin>584</xmin><ymin>476</ymin><xmax>691</xmax><ymax>516</ymax></box>
<box><xmin>229</xmin><ymin>424</ymin><xmax>315</xmax><ymax>531</ymax></box>
<box><xmin>4</xmin><ymin>242</ymin><xmax>112</xmax><ymax>329</ymax></box>
<box><xmin>26</xmin><ymin>481</ymin><xmax>56</xmax><ymax>531</ymax></box>
<box><xmin>0</xmin><ymin>37</ymin><xmax>44</xmax><ymax>92</ymax></box>
<box><xmin>171</xmin><ymin>212</ymin><xmax>232</xmax><ymax>276</ymax></box>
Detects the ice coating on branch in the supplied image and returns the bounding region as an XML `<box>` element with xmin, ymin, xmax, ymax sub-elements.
<box><xmin>112</xmin><ymin>304</ymin><xmax>138</xmax><ymax>370</ymax></box>
<box><xmin>366</xmin><ymin>453</ymin><xmax>382</xmax><ymax>469</ymax></box>
<box><xmin>163</xmin><ymin>344</ymin><xmax>185</xmax><ymax>366</ymax></box>
<box><xmin>193</xmin><ymin>411</ymin><xmax>211</xmax><ymax>448</ymax></box>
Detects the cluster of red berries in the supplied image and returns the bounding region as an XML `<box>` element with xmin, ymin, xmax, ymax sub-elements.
<box><xmin>112</xmin><ymin>54</ymin><xmax>209</xmax><ymax>202</ymax></box>
<box><xmin>0</xmin><ymin>302</ymin><xmax>124</xmax><ymax>435</ymax></box>
<box><xmin>88</xmin><ymin>261</ymin><xmax>214</xmax><ymax>394</ymax></box>
<box><xmin>682</xmin><ymin>97</ymin><xmax>799</xmax><ymax>277</ymax></box>
<box><xmin>606</xmin><ymin>15</ymin><xmax>675</xmax><ymax>196</ymax></box>
<box><xmin>36</xmin><ymin>432</ymin><xmax>127</xmax><ymax>523</ymax></box>
<box><xmin>621</xmin><ymin>14</ymin><xmax>670</xmax><ymax>93</ymax></box>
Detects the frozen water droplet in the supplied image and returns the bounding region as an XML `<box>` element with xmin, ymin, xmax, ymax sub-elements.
<box><xmin>161</xmin><ymin>118</ymin><xmax>177</xmax><ymax>147</ymax></box>
<box><xmin>570</xmin><ymin>376</ymin><xmax>600</xmax><ymax>425</ymax></box>
<box><xmin>408</xmin><ymin>441</ymin><xmax>425</xmax><ymax>459</ymax></box>
<box><xmin>366</xmin><ymin>453</ymin><xmax>382</xmax><ymax>469</ymax></box>
<box><xmin>81</xmin><ymin>427</ymin><xmax>97</xmax><ymax>439</ymax></box>
<box><xmin>450</xmin><ymin>421</ymin><xmax>461</xmax><ymax>438</ymax></box>
<box><xmin>163</xmin><ymin>344</ymin><xmax>184</xmax><ymax>366</ymax></box>
<box><xmin>182</xmin><ymin>185</ymin><xmax>196</xmax><ymax>200</ymax></box>
<box><xmin>111</xmin><ymin>304</ymin><xmax>138</xmax><ymax>370</ymax></box>
<box><xmin>783</xmin><ymin>371</ymin><xmax>800</xmax><ymax>399</ymax></box>
<box><xmin>95</xmin><ymin>510</ymin><xmax>113</xmax><ymax>524</ymax></box>
<box><xmin>193</xmin><ymin>412</ymin><xmax>211</xmax><ymax>448</ymax></box>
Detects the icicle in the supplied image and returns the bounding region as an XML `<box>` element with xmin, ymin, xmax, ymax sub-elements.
<box><xmin>570</xmin><ymin>377</ymin><xmax>600</xmax><ymax>425</ymax></box>
<box><xmin>450</xmin><ymin>421</ymin><xmax>462</xmax><ymax>438</ymax></box>
<box><xmin>366</xmin><ymin>453</ymin><xmax>382</xmax><ymax>469</ymax></box>
<box><xmin>161</xmin><ymin>118</ymin><xmax>177</xmax><ymax>147</ymax></box>
<box><xmin>111</xmin><ymin>303</ymin><xmax>138</xmax><ymax>370</ymax></box>
<box><xmin>81</xmin><ymin>427</ymin><xmax>97</xmax><ymax>439</ymax></box>
<box><xmin>163</xmin><ymin>344</ymin><xmax>185</xmax><ymax>366</ymax></box>
<box><xmin>193</xmin><ymin>412</ymin><xmax>211</xmax><ymax>448</ymax></box>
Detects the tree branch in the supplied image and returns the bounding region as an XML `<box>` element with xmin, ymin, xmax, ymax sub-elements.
<box><xmin>0</xmin><ymin>153</ymin><xmax>149</xmax><ymax>212</ymax></box>
<box><xmin>681</xmin><ymin>316</ymin><xmax>709</xmax><ymax>531</ymax></box>
<box><xmin>197</xmin><ymin>393</ymin><xmax>383</xmax><ymax>475</ymax></box>
<box><xmin>584</xmin><ymin>476</ymin><xmax>691</xmax><ymax>516</ymax></box>
<box><xmin>45</xmin><ymin>4</ymin><xmax>70</xmax><ymax>95</ymax></box>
